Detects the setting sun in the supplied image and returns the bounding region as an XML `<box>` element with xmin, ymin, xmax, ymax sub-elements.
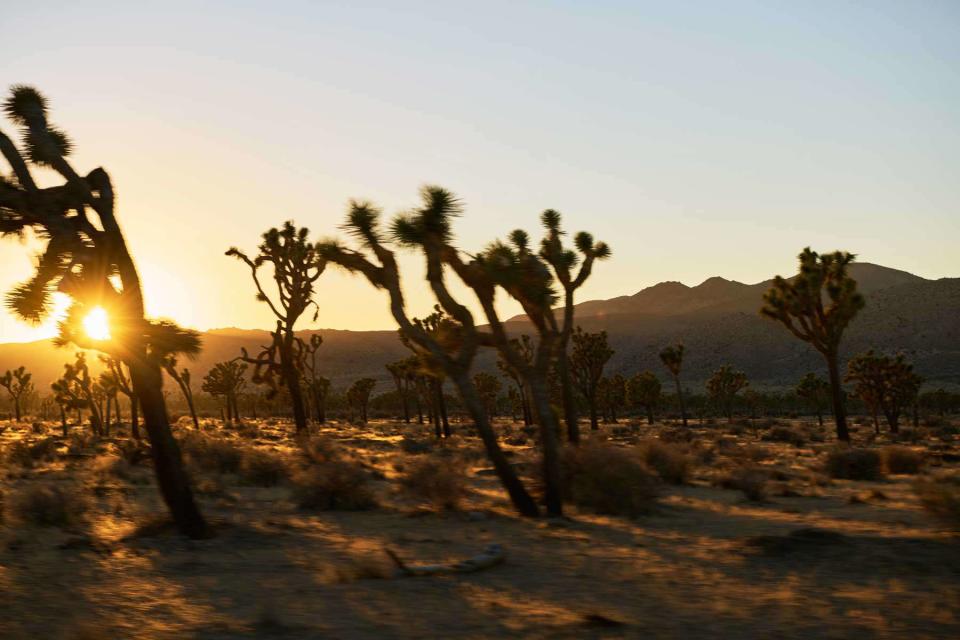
<box><xmin>82</xmin><ymin>307</ymin><xmax>111</xmax><ymax>341</ymax></box>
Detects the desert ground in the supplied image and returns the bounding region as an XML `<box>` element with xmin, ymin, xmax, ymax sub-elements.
<box><xmin>1</xmin><ymin>416</ymin><xmax>958</xmax><ymax>640</ymax></box>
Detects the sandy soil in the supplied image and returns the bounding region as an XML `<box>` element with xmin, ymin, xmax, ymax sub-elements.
<box><xmin>1</xmin><ymin>417</ymin><xmax>958</xmax><ymax>639</ymax></box>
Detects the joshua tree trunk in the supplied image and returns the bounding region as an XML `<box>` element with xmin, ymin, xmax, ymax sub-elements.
<box><xmin>452</xmin><ymin>372</ymin><xmax>538</xmax><ymax>516</ymax></box>
<box><xmin>816</xmin><ymin>407</ymin><xmax>823</xmax><ymax>427</ymax></box>
<box><xmin>280</xmin><ymin>330</ymin><xmax>308</xmax><ymax>433</ymax></box>
<box><xmin>130</xmin><ymin>397</ymin><xmax>140</xmax><ymax>439</ymax></box>
<box><xmin>826</xmin><ymin>352</ymin><xmax>851</xmax><ymax>442</ymax></box>
<box><xmin>646</xmin><ymin>406</ymin><xmax>654</xmax><ymax>425</ymax></box>
<box><xmin>60</xmin><ymin>406</ymin><xmax>67</xmax><ymax>437</ymax></box>
<box><xmin>528</xmin><ymin>376</ymin><xmax>563</xmax><ymax>517</ymax></box>
<box><xmin>128</xmin><ymin>359</ymin><xmax>207</xmax><ymax>538</ymax></box>
<box><xmin>589</xmin><ymin>399</ymin><xmax>599</xmax><ymax>431</ymax></box>
<box><xmin>13</xmin><ymin>398</ymin><xmax>21</xmax><ymax>422</ymax></box>
<box><xmin>556</xmin><ymin>352</ymin><xmax>579</xmax><ymax>444</ymax></box>
<box><xmin>673</xmin><ymin>375</ymin><xmax>688</xmax><ymax>427</ymax></box>
<box><xmin>104</xmin><ymin>397</ymin><xmax>112</xmax><ymax>436</ymax></box>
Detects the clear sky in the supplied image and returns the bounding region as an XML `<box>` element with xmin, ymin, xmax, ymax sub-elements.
<box><xmin>1</xmin><ymin>1</ymin><xmax>958</xmax><ymax>343</ymax></box>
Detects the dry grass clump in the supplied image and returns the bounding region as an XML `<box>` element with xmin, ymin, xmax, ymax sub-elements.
<box><xmin>637</xmin><ymin>439</ymin><xmax>690</xmax><ymax>485</ymax></box>
<box><xmin>399</xmin><ymin>435</ymin><xmax>435</xmax><ymax>455</ymax></box>
<box><xmin>761</xmin><ymin>425</ymin><xmax>806</xmax><ymax>447</ymax></box>
<box><xmin>5</xmin><ymin>437</ymin><xmax>59</xmax><ymax>468</ymax></box>
<box><xmin>238</xmin><ymin>448</ymin><xmax>289</xmax><ymax>487</ymax></box>
<box><xmin>178</xmin><ymin>432</ymin><xmax>244</xmax><ymax>474</ymax></box>
<box><xmin>399</xmin><ymin>453</ymin><xmax>468</xmax><ymax>510</ymax></box>
<box><xmin>717</xmin><ymin>466</ymin><xmax>770</xmax><ymax>502</ymax></box>
<box><xmin>914</xmin><ymin>474</ymin><xmax>960</xmax><ymax>531</ymax></box>
<box><xmin>291</xmin><ymin>459</ymin><xmax>377</xmax><ymax>511</ymax></box>
<box><xmin>825</xmin><ymin>447</ymin><xmax>883</xmax><ymax>481</ymax></box>
<box><xmin>561</xmin><ymin>441</ymin><xmax>659</xmax><ymax>517</ymax></box>
<box><xmin>6</xmin><ymin>482</ymin><xmax>88</xmax><ymax>528</ymax></box>
<box><xmin>881</xmin><ymin>445</ymin><xmax>925</xmax><ymax>475</ymax></box>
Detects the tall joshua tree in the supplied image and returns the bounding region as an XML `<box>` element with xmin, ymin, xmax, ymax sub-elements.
<box><xmin>538</xmin><ymin>210</ymin><xmax>611</xmax><ymax>443</ymax></box>
<box><xmin>706</xmin><ymin>364</ymin><xmax>749</xmax><ymax>423</ymax></box>
<box><xmin>569</xmin><ymin>327</ymin><xmax>614</xmax><ymax>430</ymax></box>
<box><xmin>659</xmin><ymin>343</ymin><xmax>688</xmax><ymax>427</ymax></box>
<box><xmin>761</xmin><ymin>248</ymin><xmax>864</xmax><ymax>442</ymax></box>
<box><xmin>318</xmin><ymin>191</ymin><xmax>540</xmax><ymax>517</ymax></box>
<box><xmin>796</xmin><ymin>372</ymin><xmax>830</xmax><ymax>427</ymax></box>
<box><xmin>0</xmin><ymin>366</ymin><xmax>33</xmax><ymax>422</ymax></box>
<box><xmin>0</xmin><ymin>86</ymin><xmax>206</xmax><ymax>537</ymax></box>
<box><xmin>228</xmin><ymin>222</ymin><xmax>325</xmax><ymax>434</ymax></box>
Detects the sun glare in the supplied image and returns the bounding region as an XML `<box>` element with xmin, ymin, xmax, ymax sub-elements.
<box><xmin>83</xmin><ymin>306</ymin><xmax>111</xmax><ymax>341</ymax></box>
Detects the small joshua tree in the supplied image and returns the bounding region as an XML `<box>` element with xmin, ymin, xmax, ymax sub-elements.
<box><xmin>100</xmin><ymin>356</ymin><xmax>140</xmax><ymax>437</ymax></box>
<box><xmin>627</xmin><ymin>371</ymin><xmax>662</xmax><ymax>425</ymax></box>
<box><xmin>96</xmin><ymin>369</ymin><xmax>121</xmax><ymax>433</ymax></box>
<box><xmin>0</xmin><ymin>366</ymin><xmax>33</xmax><ymax>422</ymax></box>
<box><xmin>160</xmin><ymin>355</ymin><xmax>199</xmax><ymax>429</ymax></box>
<box><xmin>569</xmin><ymin>327</ymin><xmax>614</xmax><ymax>430</ymax></box>
<box><xmin>227</xmin><ymin>222</ymin><xmax>325</xmax><ymax>433</ymax></box>
<box><xmin>318</xmin><ymin>191</ymin><xmax>539</xmax><ymax>517</ymax></box>
<box><xmin>62</xmin><ymin>353</ymin><xmax>102</xmax><ymax>434</ymax></box>
<box><xmin>538</xmin><ymin>209</ymin><xmax>611</xmax><ymax>443</ymax></box>
<box><xmin>298</xmin><ymin>333</ymin><xmax>327</xmax><ymax>424</ymax></box>
<box><xmin>202</xmin><ymin>361</ymin><xmax>247</xmax><ymax>423</ymax></box>
<box><xmin>659</xmin><ymin>343</ymin><xmax>688</xmax><ymax>427</ymax></box>
<box><xmin>706</xmin><ymin>364</ymin><xmax>749</xmax><ymax>423</ymax></box>
<box><xmin>796</xmin><ymin>372</ymin><xmax>830</xmax><ymax>427</ymax></box>
<box><xmin>0</xmin><ymin>86</ymin><xmax>206</xmax><ymax>536</ymax></box>
<box><xmin>598</xmin><ymin>373</ymin><xmax>627</xmax><ymax>423</ymax></box>
<box><xmin>50</xmin><ymin>375</ymin><xmax>83</xmax><ymax>436</ymax></box>
<box><xmin>386</xmin><ymin>359</ymin><xmax>412</xmax><ymax>423</ymax></box>
<box><xmin>346</xmin><ymin>377</ymin><xmax>376</xmax><ymax>424</ymax></box>
<box><xmin>846</xmin><ymin>351</ymin><xmax>922</xmax><ymax>434</ymax></box>
<box><xmin>497</xmin><ymin>335</ymin><xmax>534</xmax><ymax>426</ymax></box>
<box><xmin>473</xmin><ymin>372</ymin><xmax>502</xmax><ymax>421</ymax></box>
<box><xmin>761</xmin><ymin>248</ymin><xmax>864</xmax><ymax>442</ymax></box>
<box><xmin>399</xmin><ymin>308</ymin><xmax>456</xmax><ymax>437</ymax></box>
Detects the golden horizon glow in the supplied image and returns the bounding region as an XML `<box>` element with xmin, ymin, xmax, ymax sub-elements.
<box><xmin>83</xmin><ymin>307</ymin><xmax>111</xmax><ymax>341</ymax></box>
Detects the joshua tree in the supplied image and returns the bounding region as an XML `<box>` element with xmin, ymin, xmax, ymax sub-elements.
<box><xmin>569</xmin><ymin>327</ymin><xmax>614</xmax><ymax>430</ymax></box>
<box><xmin>846</xmin><ymin>351</ymin><xmax>922</xmax><ymax>433</ymax></box>
<box><xmin>298</xmin><ymin>333</ymin><xmax>328</xmax><ymax>424</ymax></box>
<box><xmin>538</xmin><ymin>209</ymin><xmax>611</xmax><ymax>443</ymax></box>
<box><xmin>61</xmin><ymin>353</ymin><xmax>103</xmax><ymax>434</ymax></box>
<box><xmin>497</xmin><ymin>335</ymin><xmax>534</xmax><ymax>426</ymax></box>
<box><xmin>386</xmin><ymin>359</ymin><xmax>412</xmax><ymax>423</ymax></box>
<box><xmin>706</xmin><ymin>364</ymin><xmax>749</xmax><ymax>423</ymax></box>
<box><xmin>160</xmin><ymin>355</ymin><xmax>199</xmax><ymax>429</ymax></box>
<box><xmin>473</xmin><ymin>372</ymin><xmax>502</xmax><ymax>421</ymax></box>
<box><xmin>0</xmin><ymin>86</ymin><xmax>206</xmax><ymax>536</ymax></box>
<box><xmin>398</xmin><ymin>308</ymin><xmax>456</xmax><ymax>437</ymax></box>
<box><xmin>598</xmin><ymin>373</ymin><xmax>627</xmax><ymax>423</ymax></box>
<box><xmin>50</xmin><ymin>376</ymin><xmax>83</xmax><ymax>436</ymax></box>
<box><xmin>202</xmin><ymin>361</ymin><xmax>247</xmax><ymax>423</ymax></box>
<box><xmin>627</xmin><ymin>371</ymin><xmax>661</xmax><ymax>425</ymax></box>
<box><xmin>761</xmin><ymin>248</ymin><xmax>864</xmax><ymax>442</ymax></box>
<box><xmin>227</xmin><ymin>222</ymin><xmax>325</xmax><ymax>433</ymax></box>
<box><xmin>796</xmin><ymin>372</ymin><xmax>830</xmax><ymax>427</ymax></box>
<box><xmin>0</xmin><ymin>366</ymin><xmax>33</xmax><ymax>422</ymax></box>
<box><xmin>318</xmin><ymin>191</ymin><xmax>540</xmax><ymax>517</ymax></box>
<box><xmin>100</xmin><ymin>356</ymin><xmax>139</xmax><ymax>437</ymax></box>
<box><xmin>346</xmin><ymin>377</ymin><xmax>376</xmax><ymax>424</ymax></box>
<box><xmin>96</xmin><ymin>369</ymin><xmax>122</xmax><ymax>434</ymax></box>
<box><xmin>659</xmin><ymin>343</ymin><xmax>688</xmax><ymax>427</ymax></box>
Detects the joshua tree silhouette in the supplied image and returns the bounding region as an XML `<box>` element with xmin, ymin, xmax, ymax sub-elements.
<box><xmin>796</xmin><ymin>372</ymin><xmax>830</xmax><ymax>427</ymax></box>
<box><xmin>570</xmin><ymin>327</ymin><xmax>614</xmax><ymax>430</ymax></box>
<box><xmin>228</xmin><ymin>222</ymin><xmax>325</xmax><ymax>434</ymax></box>
<box><xmin>346</xmin><ymin>377</ymin><xmax>376</xmax><ymax>424</ymax></box>
<box><xmin>761</xmin><ymin>248</ymin><xmax>864</xmax><ymax>442</ymax></box>
<box><xmin>538</xmin><ymin>209</ymin><xmax>610</xmax><ymax>443</ymax></box>
<box><xmin>706</xmin><ymin>364</ymin><xmax>749</xmax><ymax>423</ymax></box>
<box><xmin>0</xmin><ymin>366</ymin><xmax>33</xmax><ymax>422</ymax></box>
<box><xmin>0</xmin><ymin>86</ymin><xmax>206</xmax><ymax>537</ymax></box>
<box><xmin>846</xmin><ymin>351</ymin><xmax>922</xmax><ymax>433</ymax></box>
<box><xmin>318</xmin><ymin>191</ymin><xmax>539</xmax><ymax>517</ymax></box>
<box><xmin>659</xmin><ymin>343</ymin><xmax>688</xmax><ymax>427</ymax></box>
<box><xmin>160</xmin><ymin>354</ymin><xmax>199</xmax><ymax>429</ymax></box>
<box><xmin>627</xmin><ymin>371</ymin><xmax>662</xmax><ymax>425</ymax></box>
<box><xmin>202</xmin><ymin>361</ymin><xmax>248</xmax><ymax>423</ymax></box>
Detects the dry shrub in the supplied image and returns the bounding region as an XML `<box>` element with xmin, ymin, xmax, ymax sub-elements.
<box><xmin>881</xmin><ymin>446</ymin><xmax>924</xmax><ymax>475</ymax></box>
<box><xmin>291</xmin><ymin>460</ymin><xmax>376</xmax><ymax>510</ymax></box>
<box><xmin>825</xmin><ymin>447</ymin><xmax>883</xmax><ymax>481</ymax></box>
<box><xmin>116</xmin><ymin>438</ymin><xmax>152</xmax><ymax>466</ymax></box>
<box><xmin>6</xmin><ymin>482</ymin><xmax>87</xmax><ymax>527</ymax></box>
<box><xmin>762</xmin><ymin>426</ymin><xmax>806</xmax><ymax>447</ymax></box>
<box><xmin>178</xmin><ymin>432</ymin><xmax>244</xmax><ymax>474</ymax></box>
<box><xmin>637</xmin><ymin>439</ymin><xmax>690</xmax><ymax>485</ymax></box>
<box><xmin>561</xmin><ymin>442</ymin><xmax>659</xmax><ymax>517</ymax></box>
<box><xmin>239</xmin><ymin>448</ymin><xmax>288</xmax><ymax>486</ymax></box>
<box><xmin>400</xmin><ymin>454</ymin><xmax>468</xmax><ymax>510</ymax></box>
<box><xmin>400</xmin><ymin>435</ymin><xmax>435</xmax><ymax>455</ymax></box>
<box><xmin>914</xmin><ymin>474</ymin><xmax>960</xmax><ymax>531</ymax></box>
<box><xmin>718</xmin><ymin>466</ymin><xmax>769</xmax><ymax>501</ymax></box>
<box><xmin>91</xmin><ymin>454</ymin><xmax>135</xmax><ymax>481</ymax></box>
<box><xmin>5</xmin><ymin>437</ymin><xmax>59</xmax><ymax>468</ymax></box>
<box><xmin>297</xmin><ymin>435</ymin><xmax>341</xmax><ymax>464</ymax></box>
<box><xmin>659</xmin><ymin>428</ymin><xmax>694</xmax><ymax>444</ymax></box>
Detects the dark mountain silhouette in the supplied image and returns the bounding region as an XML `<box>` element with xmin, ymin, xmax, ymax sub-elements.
<box><xmin>1</xmin><ymin>263</ymin><xmax>957</xmax><ymax>394</ymax></box>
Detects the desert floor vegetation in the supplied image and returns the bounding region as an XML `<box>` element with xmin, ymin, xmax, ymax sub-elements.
<box><xmin>1</xmin><ymin>414</ymin><xmax>958</xmax><ymax>639</ymax></box>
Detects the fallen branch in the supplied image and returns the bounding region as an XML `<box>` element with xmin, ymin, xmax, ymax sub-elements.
<box><xmin>385</xmin><ymin>543</ymin><xmax>506</xmax><ymax>577</ymax></box>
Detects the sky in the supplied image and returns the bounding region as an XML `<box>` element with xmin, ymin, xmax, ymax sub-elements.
<box><xmin>1</xmin><ymin>1</ymin><xmax>958</xmax><ymax>343</ymax></box>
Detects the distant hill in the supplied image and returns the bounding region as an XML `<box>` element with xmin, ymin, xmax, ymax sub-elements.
<box><xmin>1</xmin><ymin>263</ymin><xmax>958</xmax><ymax>394</ymax></box>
